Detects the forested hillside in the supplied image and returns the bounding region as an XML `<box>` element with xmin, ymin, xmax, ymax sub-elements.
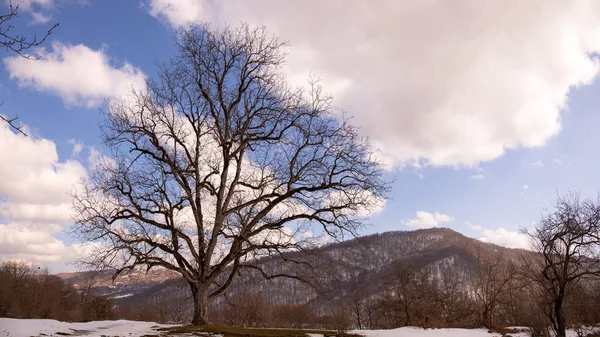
<box><xmin>52</xmin><ymin>228</ymin><xmax>542</xmax><ymax>328</ymax></box>
<box><xmin>4</xmin><ymin>227</ymin><xmax>598</xmax><ymax>332</ymax></box>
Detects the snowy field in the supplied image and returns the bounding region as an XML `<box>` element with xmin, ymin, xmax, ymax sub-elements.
<box><xmin>0</xmin><ymin>318</ymin><xmax>172</xmax><ymax>337</ymax></box>
<box><xmin>0</xmin><ymin>318</ymin><xmax>588</xmax><ymax>337</ymax></box>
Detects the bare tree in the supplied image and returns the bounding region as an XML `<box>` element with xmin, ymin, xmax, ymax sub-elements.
<box><xmin>469</xmin><ymin>243</ymin><xmax>517</xmax><ymax>328</ymax></box>
<box><xmin>380</xmin><ymin>263</ymin><xmax>436</xmax><ymax>327</ymax></box>
<box><xmin>221</xmin><ymin>292</ymin><xmax>267</xmax><ymax>327</ymax></box>
<box><xmin>72</xmin><ymin>24</ymin><xmax>389</xmax><ymax>325</ymax></box>
<box><xmin>348</xmin><ymin>286</ymin><xmax>366</xmax><ymax>329</ymax></box>
<box><xmin>523</xmin><ymin>192</ymin><xmax>600</xmax><ymax>337</ymax></box>
<box><xmin>0</xmin><ymin>0</ymin><xmax>58</xmax><ymax>135</ymax></box>
<box><xmin>436</xmin><ymin>264</ymin><xmax>475</xmax><ymax>327</ymax></box>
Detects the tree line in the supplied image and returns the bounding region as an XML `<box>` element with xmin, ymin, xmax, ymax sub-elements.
<box><xmin>0</xmin><ymin>261</ymin><xmax>113</xmax><ymax>322</ymax></box>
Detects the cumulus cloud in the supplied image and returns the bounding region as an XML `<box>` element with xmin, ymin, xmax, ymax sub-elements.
<box><xmin>0</xmin><ymin>122</ymin><xmax>88</xmax><ymax>271</ymax></box>
<box><xmin>0</xmin><ymin>123</ymin><xmax>86</xmax><ymax>205</ymax></box>
<box><xmin>68</xmin><ymin>138</ymin><xmax>83</xmax><ymax>156</ymax></box>
<box><xmin>470</xmin><ymin>167</ymin><xmax>485</xmax><ymax>180</ymax></box>
<box><xmin>0</xmin><ymin>202</ymin><xmax>71</xmax><ymax>223</ymax></box>
<box><xmin>477</xmin><ymin>227</ymin><xmax>530</xmax><ymax>250</ymax></box>
<box><xmin>30</xmin><ymin>11</ymin><xmax>52</xmax><ymax>24</ymax></box>
<box><xmin>0</xmin><ymin>222</ymin><xmax>85</xmax><ymax>272</ymax></box>
<box><xmin>527</xmin><ymin>160</ymin><xmax>545</xmax><ymax>168</ymax></box>
<box><xmin>3</xmin><ymin>42</ymin><xmax>146</xmax><ymax>107</ymax></box>
<box><xmin>146</xmin><ymin>0</ymin><xmax>208</xmax><ymax>27</ymax></box>
<box><xmin>6</xmin><ymin>0</ymin><xmax>55</xmax><ymax>25</ymax></box>
<box><xmin>404</xmin><ymin>211</ymin><xmax>453</xmax><ymax>229</ymax></box>
<box><xmin>7</xmin><ymin>0</ymin><xmax>53</xmax><ymax>11</ymax></box>
<box><xmin>146</xmin><ymin>0</ymin><xmax>600</xmax><ymax>168</ymax></box>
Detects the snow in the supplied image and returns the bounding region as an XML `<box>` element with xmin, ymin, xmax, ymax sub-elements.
<box><xmin>111</xmin><ymin>293</ymin><xmax>134</xmax><ymax>299</ymax></box>
<box><xmin>1</xmin><ymin>319</ymin><xmax>594</xmax><ymax>337</ymax></box>
<box><xmin>0</xmin><ymin>318</ymin><xmax>173</xmax><ymax>337</ymax></box>
<box><xmin>356</xmin><ymin>326</ymin><xmax>597</xmax><ymax>337</ymax></box>
<box><xmin>356</xmin><ymin>327</ymin><xmax>509</xmax><ymax>337</ymax></box>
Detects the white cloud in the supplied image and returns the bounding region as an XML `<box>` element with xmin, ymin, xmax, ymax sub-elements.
<box><xmin>0</xmin><ymin>123</ymin><xmax>86</xmax><ymax>205</ymax></box>
<box><xmin>523</xmin><ymin>185</ymin><xmax>529</xmax><ymax>190</ymax></box>
<box><xmin>7</xmin><ymin>0</ymin><xmax>53</xmax><ymax>11</ymax></box>
<box><xmin>0</xmin><ymin>202</ymin><xmax>71</xmax><ymax>222</ymax></box>
<box><xmin>471</xmin><ymin>167</ymin><xmax>484</xmax><ymax>180</ymax></box>
<box><xmin>30</xmin><ymin>11</ymin><xmax>52</xmax><ymax>24</ymax></box>
<box><xmin>68</xmin><ymin>138</ymin><xmax>83</xmax><ymax>156</ymax></box>
<box><xmin>529</xmin><ymin>160</ymin><xmax>545</xmax><ymax>168</ymax></box>
<box><xmin>6</xmin><ymin>0</ymin><xmax>55</xmax><ymax>25</ymax></box>
<box><xmin>146</xmin><ymin>0</ymin><xmax>208</xmax><ymax>27</ymax></box>
<box><xmin>145</xmin><ymin>0</ymin><xmax>600</xmax><ymax>168</ymax></box>
<box><xmin>3</xmin><ymin>42</ymin><xmax>146</xmax><ymax>107</ymax></box>
<box><xmin>467</xmin><ymin>222</ymin><xmax>483</xmax><ymax>231</ymax></box>
<box><xmin>0</xmin><ymin>222</ymin><xmax>84</xmax><ymax>272</ymax></box>
<box><xmin>477</xmin><ymin>227</ymin><xmax>530</xmax><ymax>250</ymax></box>
<box><xmin>0</xmin><ymin>122</ymin><xmax>88</xmax><ymax>272</ymax></box>
<box><xmin>404</xmin><ymin>211</ymin><xmax>453</xmax><ymax>229</ymax></box>
<box><xmin>324</xmin><ymin>189</ymin><xmax>387</xmax><ymax>218</ymax></box>
<box><xmin>86</xmin><ymin>146</ymin><xmax>117</xmax><ymax>172</ymax></box>
<box><xmin>553</xmin><ymin>158</ymin><xmax>563</xmax><ymax>165</ymax></box>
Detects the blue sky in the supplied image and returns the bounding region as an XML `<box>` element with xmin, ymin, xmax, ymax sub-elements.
<box><xmin>2</xmin><ymin>0</ymin><xmax>600</xmax><ymax>272</ymax></box>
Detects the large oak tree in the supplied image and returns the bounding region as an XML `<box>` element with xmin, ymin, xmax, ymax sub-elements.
<box><xmin>72</xmin><ymin>24</ymin><xmax>389</xmax><ymax>325</ymax></box>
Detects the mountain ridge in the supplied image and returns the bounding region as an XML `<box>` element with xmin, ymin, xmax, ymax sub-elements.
<box><xmin>56</xmin><ymin>227</ymin><xmax>527</xmax><ymax>320</ymax></box>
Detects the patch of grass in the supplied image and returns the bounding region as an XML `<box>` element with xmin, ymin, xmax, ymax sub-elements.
<box><xmin>157</xmin><ymin>325</ymin><xmax>363</xmax><ymax>337</ymax></box>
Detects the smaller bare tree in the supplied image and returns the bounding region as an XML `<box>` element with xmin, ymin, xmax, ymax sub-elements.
<box><xmin>523</xmin><ymin>192</ymin><xmax>600</xmax><ymax>337</ymax></box>
<box><xmin>381</xmin><ymin>263</ymin><xmax>437</xmax><ymax>327</ymax></box>
<box><xmin>436</xmin><ymin>264</ymin><xmax>475</xmax><ymax>327</ymax></box>
<box><xmin>469</xmin><ymin>242</ymin><xmax>517</xmax><ymax>329</ymax></box>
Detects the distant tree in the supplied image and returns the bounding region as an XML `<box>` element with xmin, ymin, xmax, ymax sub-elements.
<box><xmin>523</xmin><ymin>192</ymin><xmax>600</xmax><ymax>337</ymax></box>
<box><xmin>221</xmin><ymin>292</ymin><xmax>267</xmax><ymax>327</ymax></box>
<box><xmin>436</xmin><ymin>264</ymin><xmax>476</xmax><ymax>327</ymax></box>
<box><xmin>72</xmin><ymin>23</ymin><xmax>389</xmax><ymax>325</ymax></box>
<box><xmin>0</xmin><ymin>261</ymin><xmax>77</xmax><ymax>320</ymax></box>
<box><xmin>469</xmin><ymin>242</ymin><xmax>517</xmax><ymax>328</ymax></box>
<box><xmin>269</xmin><ymin>303</ymin><xmax>314</xmax><ymax>329</ymax></box>
<box><xmin>495</xmin><ymin>269</ymin><xmax>531</xmax><ymax>327</ymax></box>
<box><xmin>151</xmin><ymin>284</ymin><xmax>191</xmax><ymax>324</ymax></box>
<box><xmin>379</xmin><ymin>263</ymin><xmax>437</xmax><ymax>327</ymax></box>
<box><xmin>348</xmin><ymin>286</ymin><xmax>367</xmax><ymax>329</ymax></box>
<box><xmin>330</xmin><ymin>307</ymin><xmax>352</xmax><ymax>334</ymax></box>
<box><xmin>0</xmin><ymin>0</ymin><xmax>58</xmax><ymax>135</ymax></box>
<box><xmin>82</xmin><ymin>296</ymin><xmax>114</xmax><ymax>321</ymax></box>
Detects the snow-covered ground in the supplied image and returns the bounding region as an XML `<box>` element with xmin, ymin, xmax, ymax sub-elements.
<box><xmin>0</xmin><ymin>318</ymin><xmax>591</xmax><ymax>337</ymax></box>
<box><xmin>354</xmin><ymin>327</ymin><xmax>527</xmax><ymax>337</ymax></box>
<box><xmin>0</xmin><ymin>318</ymin><xmax>172</xmax><ymax>337</ymax></box>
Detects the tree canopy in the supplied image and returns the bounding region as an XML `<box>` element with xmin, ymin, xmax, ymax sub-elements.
<box><xmin>72</xmin><ymin>24</ymin><xmax>389</xmax><ymax>324</ymax></box>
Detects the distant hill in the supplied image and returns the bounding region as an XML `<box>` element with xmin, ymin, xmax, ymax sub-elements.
<box><xmin>57</xmin><ymin>227</ymin><xmax>526</xmax><ymax>318</ymax></box>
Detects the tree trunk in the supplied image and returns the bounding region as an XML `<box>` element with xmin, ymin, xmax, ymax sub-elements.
<box><xmin>190</xmin><ymin>283</ymin><xmax>209</xmax><ymax>326</ymax></box>
<box><xmin>482</xmin><ymin>307</ymin><xmax>489</xmax><ymax>328</ymax></box>
<box><xmin>554</xmin><ymin>295</ymin><xmax>566</xmax><ymax>337</ymax></box>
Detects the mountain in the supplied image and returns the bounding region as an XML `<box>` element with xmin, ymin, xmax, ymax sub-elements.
<box><xmin>57</xmin><ymin>227</ymin><xmax>526</xmax><ymax>321</ymax></box>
